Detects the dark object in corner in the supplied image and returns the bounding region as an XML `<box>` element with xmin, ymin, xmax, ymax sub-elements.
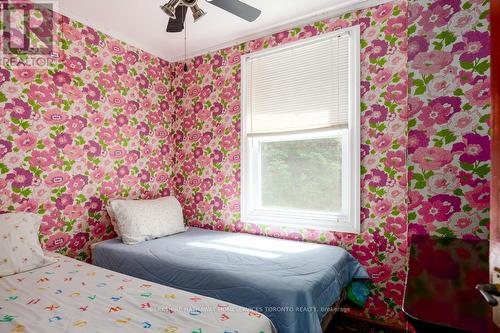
<box><xmin>402</xmin><ymin>235</ymin><xmax>499</xmax><ymax>333</ymax></box>
<box><xmin>325</xmin><ymin>313</ymin><xmax>405</xmax><ymax>333</ymax></box>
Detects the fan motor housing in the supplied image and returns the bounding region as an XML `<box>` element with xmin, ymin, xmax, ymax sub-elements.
<box><xmin>181</xmin><ymin>0</ymin><xmax>197</xmax><ymax>7</ymax></box>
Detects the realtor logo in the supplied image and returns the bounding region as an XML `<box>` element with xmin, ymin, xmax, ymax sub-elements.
<box><xmin>1</xmin><ymin>0</ymin><xmax>58</xmax><ymax>68</ymax></box>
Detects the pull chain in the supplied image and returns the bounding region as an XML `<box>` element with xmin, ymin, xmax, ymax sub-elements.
<box><xmin>184</xmin><ymin>6</ymin><xmax>188</xmax><ymax>72</ymax></box>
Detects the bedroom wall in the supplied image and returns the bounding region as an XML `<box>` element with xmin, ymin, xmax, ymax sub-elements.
<box><xmin>0</xmin><ymin>0</ymin><xmax>490</xmax><ymax>328</ymax></box>
<box><xmin>170</xmin><ymin>1</ymin><xmax>409</xmax><ymax>326</ymax></box>
<box><xmin>407</xmin><ymin>0</ymin><xmax>491</xmax><ymax>239</ymax></box>
<box><xmin>0</xmin><ymin>12</ymin><xmax>174</xmax><ymax>261</ymax></box>
<box><xmin>170</xmin><ymin>0</ymin><xmax>491</xmax><ymax>326</ymax></box>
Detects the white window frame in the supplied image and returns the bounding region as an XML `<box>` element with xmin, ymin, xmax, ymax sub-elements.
<box><xmin>240</xmin><ymin>25</ymin><xmax>360</xmax><ymax>233</ymax></box>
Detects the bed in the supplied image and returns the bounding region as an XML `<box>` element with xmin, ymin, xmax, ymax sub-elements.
<box><xmin>93</xmin><ymin>227</ymin><xmax>368</xmax><ymax>333</ymax></box>
<box><xmin>0</xmin><ymin>253</ymin><xmax>276</xmax><ymax>333</ymax></box>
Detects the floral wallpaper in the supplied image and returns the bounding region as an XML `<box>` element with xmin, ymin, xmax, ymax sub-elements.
<box><xmin>0</xmin><ymin>11</ymin><xmax>174</xmax><ymax>261</ymax></box>
<box><xmin>170</xmin><ymin>0</ymin><xmax>491</xmax><ymax>325</ymax></box>
<box><xmin>407</xmin><ymin>0</ymin><xmax>491</xmax><ymax>240</ymax></box>
<box><xmin>171</xmin><ymin>1</ymin><xmax>409</xmax><ymax>326</ymax></box>
<box><xmin>0</xmin><ymin>0</ymin><xmax>491</xmax><ymax>328</ymax></box>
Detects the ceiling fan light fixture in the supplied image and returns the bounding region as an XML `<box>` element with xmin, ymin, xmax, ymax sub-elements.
<box><xmin>191</xmin><ymin>4</ymin><xmax>206</xmax><ymax>22</ymax></box>
<box><xmin>161</xmin><ymin>0</ymin><xmax>180</xmax><ymax>18</ymax></box>
<box><xmin>163</xmin><ymin>0</ymin><xmax>261</xmax><ymax>33</ymax></box>
<box><xmin>181</xmin><ymin>0</ymin><xmax>198</xmax><ymax>7</ymax></box>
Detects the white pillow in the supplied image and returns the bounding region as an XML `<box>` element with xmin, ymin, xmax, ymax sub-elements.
<box><xmin>0</xmin><ymin>212</ymin><xmax>56</xmax><ymax>277</ymax></box>
<box><xmin>108</xmin><ymin>196</ymin><xmax>186</xmax><ymax>245</ymax></box>
<box><xmin>106</xmin><ymin>205</ymin><xmax>121</xmax><ymax>238</ymax></box>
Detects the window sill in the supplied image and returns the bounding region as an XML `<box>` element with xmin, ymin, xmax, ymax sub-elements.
<box><xmin>241</xmin><ymin>211</ymin><xmax>360</xmax><ymax>234</ymax></box>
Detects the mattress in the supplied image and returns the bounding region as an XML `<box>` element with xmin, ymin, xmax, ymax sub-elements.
<box><xmin>0</xmin><ymin>253</ymin><xmax>275</xmax><ymax>333</ymax></box>
<box><xmin>93</xmin><ymin>227</ymin><xmax>368</xmax><ymax>333</ymax></box>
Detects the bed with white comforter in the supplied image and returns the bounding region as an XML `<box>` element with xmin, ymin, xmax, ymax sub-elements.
<box><xmin>0</xmin><ymin>254</ymin><xmax>275</xmax><ymax>333</ymax></box>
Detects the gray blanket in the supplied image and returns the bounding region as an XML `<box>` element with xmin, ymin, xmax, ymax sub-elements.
<box><xmin>93</xmin><ymin>227</ymin><xmax>368</xmax><ymax>333</ymax></box>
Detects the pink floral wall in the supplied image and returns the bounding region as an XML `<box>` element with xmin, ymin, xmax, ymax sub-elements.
<box><xmin>170</xmin><ymin>0</ymin><xmax>491</xmax><ymax>326</ymax></box>
<box><xmin>0</xmin><ymin>12</ymin><xmax>174</xmax><ymax>261</ymax></box>
<box><xmin>171</xmin><ymin>1</ymin><xmax>409</xmax><ymax>326</ymax></box>
<box><xmin>0</xmin><ymin>0</ymin><xmax>491</xmax><ymax>328</ymax></box>
<box><xmin>407</xmin><ymin>0</ymin><xmax>491</xmax><ymax>240</ymax></box>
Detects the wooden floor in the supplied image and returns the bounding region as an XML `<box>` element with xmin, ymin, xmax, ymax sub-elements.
<box><xmin>326</xmin><ymin>315</ymin><xmax>405</xmax><ymax>333</ymax></box>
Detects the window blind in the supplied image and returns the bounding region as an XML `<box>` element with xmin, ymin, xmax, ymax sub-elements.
<box><xmin>246</xmin><ymin>32</ymin><xmax>351</xmax><ymax>135</ymax></box>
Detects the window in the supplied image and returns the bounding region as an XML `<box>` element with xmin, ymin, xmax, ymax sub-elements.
<box><xmin>240</xmin><ymin>26</ymin><xmax>360</xmax><ymax>233</ymax></box>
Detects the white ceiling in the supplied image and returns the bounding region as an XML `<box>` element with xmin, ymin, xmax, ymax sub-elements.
<box><xmin>56</xmin><ymin>0</ymin><xmax>379</xmax><ymax>62</ymax></box>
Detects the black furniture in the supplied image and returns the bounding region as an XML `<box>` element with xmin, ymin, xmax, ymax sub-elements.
<box><xmin>403</xmin><ymin>235</ymin><xmax>500</xmax><ymax>333</ymax></box>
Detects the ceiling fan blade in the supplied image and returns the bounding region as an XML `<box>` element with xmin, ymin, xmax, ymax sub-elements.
<box><xmin>207</xmin><ymin>0</ymin><xmax>261</xmax><ymax>22</ymax></box>
<box><xmin>167</xmin><ymin>5</ymin><xmax>188</xmax><ymax>32</ymax></box>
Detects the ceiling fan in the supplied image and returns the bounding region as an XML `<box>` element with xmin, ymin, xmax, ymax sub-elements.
<box><xmin>161</xmin><ymin>0</ymin><xmax>261</xmax><ymax>33</ymax></box>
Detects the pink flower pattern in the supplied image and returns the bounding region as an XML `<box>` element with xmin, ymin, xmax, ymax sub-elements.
<box><xmin>0</xmin><ymin>0</ymin><xmax>491</xmax><ymax>328</ymax></box>
<box><xmin>0</xmin><ymin>13</ymin><xmax>174</xmax><ymax>261</ymax></box>
<box><xmin>171</xmin><ymin>1</ymin><xmax>410</xmax><ymax>326</ymax></box>
<box><xmin>408</xmin><ymin>0</ymin><xmax>490</xmax><ymax>240</ymax></box>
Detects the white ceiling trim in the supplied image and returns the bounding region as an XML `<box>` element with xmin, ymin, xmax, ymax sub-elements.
<box><xmin>170</xmin><ymin>0</ymin><xmax>393</xmax><ymax>62</ymax></box>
